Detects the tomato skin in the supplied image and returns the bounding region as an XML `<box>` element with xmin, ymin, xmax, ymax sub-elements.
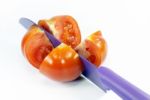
<box><xmin>75</xmin><ymin>31</ymin><xmax>107</xmax><ymax>67</ymax></box>
<box><xmin>38</xmin><ymin>15</ymin><xmax>81</xmax><ymax>48</ymax></box>
<box><xmin>40</xmin><ymin>43</ymin><xmax>83</xmax><ymax>82</ymax></box>
<box><xmin>21</xmin><ymin>25</ymin><xmax>53</xmax><ymax>68</ymax></box>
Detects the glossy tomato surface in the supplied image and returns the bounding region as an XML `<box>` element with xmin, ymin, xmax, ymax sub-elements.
<box><xmin>21</xmin><ymin>25</ymin><xmax>53</xmax><ymax>68</ymax></box>
<box><xmin>40</xmin><ymin>43</ymin><xmax>83</xmax><ymax>82</ymax></box>
<box><xmin>75</xmin><ymin>31</ymin><xmax>107</xmax><ymax>67</ymax></box>
<box><xmin>38</xmin><ymin>15</ymin><xmax>81</xmax><ymax>48</ymax></box>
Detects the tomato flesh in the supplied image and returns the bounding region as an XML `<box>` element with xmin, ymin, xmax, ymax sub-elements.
<box><xmin>21</xmin><ymin>25</ymin><xmax>53</xmax><ymax>68</ymax></box>
<box><xmin>75</xmin><ymin>31</ymin><xmax>107</xmax><ymax>67</ymax></box>
<box><xmin>38</xmin><ymin>15</ymin><xmax>81</xmax><ymax>48</ymax></box>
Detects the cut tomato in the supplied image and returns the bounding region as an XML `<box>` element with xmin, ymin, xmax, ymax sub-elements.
<box><xmin>21</xmin><ymin>25</ymin><xmax>53</xmax><ymax>68</ymax></box>
<box><xmin>38</xmin><ymin>15</ymin><xmax>81</xmax><ymax>48</ymax></box>
<box><xmin>40</xmin><ymin>43</ymin><xmax>83</xmax><ymax>82</ymax></box>
<box><xmin>75</xmin><ymin>31</ymin><xmax>107</xmax><ymax>67</ymax></box>
<box><xmin>21</xmin><ymin>16</ymin><xmax>107</xmax><ymax>82</ymax></box>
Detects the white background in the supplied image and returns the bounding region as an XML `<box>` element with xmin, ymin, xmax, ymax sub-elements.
<box><xmin>0</xmin><ymin>0</ymin><xmax>150</xmax><ymax>100</ymax></box>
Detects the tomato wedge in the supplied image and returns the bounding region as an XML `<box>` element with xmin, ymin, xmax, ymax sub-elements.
<box><xmin>38</xmin><ymin>15</ymin><xmax>81</xmax><ymax>48</ymax></box>
<box><xmin>40</xmin><ymin>43</ymin><xmax>83</xmax><ymax>82</ymax></box>
<box><xmin>21</xmin><ymin>25</ymin><xmax>53</xmax><ymax>68</ymax></box>
<box><xmin>75</xmin><ymin>31</ymin><xmax>107</xmax><ymax>67</ymax></box>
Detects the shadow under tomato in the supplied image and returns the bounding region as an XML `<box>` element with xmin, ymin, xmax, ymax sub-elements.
<box><xmin>41</xmin><ymin>75</ymin><xmax>105</xmax><ymax>100</ymax></box>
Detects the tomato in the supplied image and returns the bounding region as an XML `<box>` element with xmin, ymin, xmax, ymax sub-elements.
<box><xmin>40</xmin><ymin>43</ymin><xmax>83</xmax><ymax>82</ymax></box>
<box><xmin>38</xmin><ymin>15</ymin><xmax>81</xmax><ymax>48</ymax></box>
<box><xmin>75</xmin><ymin>31</ymin><xmax>107</xmax><ymax>67</ymax></box>
<box><xmin>21</xmin><ymin>16</ymin><xmax>107</xmax><ymax>82</ymax></box>
<box><xmin>21</xmin><ymin>25</ymin><xmax>53</xmax><ymax>68</ymax></box>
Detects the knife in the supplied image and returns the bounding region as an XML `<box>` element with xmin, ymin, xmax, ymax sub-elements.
<box><xmin>19</xmin><ymin>18</ymin><xmax>150</xmax><ymax>100</ymax></box>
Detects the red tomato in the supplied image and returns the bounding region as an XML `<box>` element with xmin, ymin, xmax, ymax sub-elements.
<box><xmin>40</xmin><ymin>43</ymin><xmax>83</xmax><ymax>82</ymax></box>
<box><xmin>21</xmin><ymin>16</ymin><xmax>107</xmax><ymax>82</ymax></box>
<box><xmin>38</xmin><ymin>15</ymin><xmax>81</xmax><ymax>48</ymax></box>
<box><xmin>21</xmin><ymin>25</ymin><xmax>53</xmax><ymax>68</ymax></box>
<box><xmin>75</xmin><ymin>31</ymin><xmax>107</xmax><ymax>67</ymax></box>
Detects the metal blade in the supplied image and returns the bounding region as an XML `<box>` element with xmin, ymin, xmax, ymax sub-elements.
<box><xmin>19</xmin><ymin>18</ymin><xmax>36</xmax><ymax>29</ymax></box>
<box><xmin>79</xmin><ymin>55</ymin><xmax>109</xmax><ymax>91</ymax></box>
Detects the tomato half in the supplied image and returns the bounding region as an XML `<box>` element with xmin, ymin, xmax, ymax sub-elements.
<box><xmin>21</xmin><ymin>25</ymin><xmax>53</xmax><ymax>68</ymax></box>
<box><xmin>38</xmin><ymin>15</ymin><xmax>81</xmax><ymax>48</ymax></box>
<box><xmin>40</xmin><ymin>43</ymin><xmax>83</xmax><ymax>82</ymax></box>
<box><xmin>75</xmin><ymin>31</ymin><xmax>107</xmax><ymax>67</ymax></box>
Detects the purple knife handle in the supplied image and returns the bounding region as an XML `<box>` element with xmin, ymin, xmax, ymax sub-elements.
<box><xmin>98</xmin><ymin>67</ymin><xmax>150</xmax><ymax>100</ymax></box>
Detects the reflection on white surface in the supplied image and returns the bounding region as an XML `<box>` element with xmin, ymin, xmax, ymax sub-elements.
<box><xmin>41</xmin><ymin>76</ymin><xmax>105</xmax><ymax>100</ymax></box>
